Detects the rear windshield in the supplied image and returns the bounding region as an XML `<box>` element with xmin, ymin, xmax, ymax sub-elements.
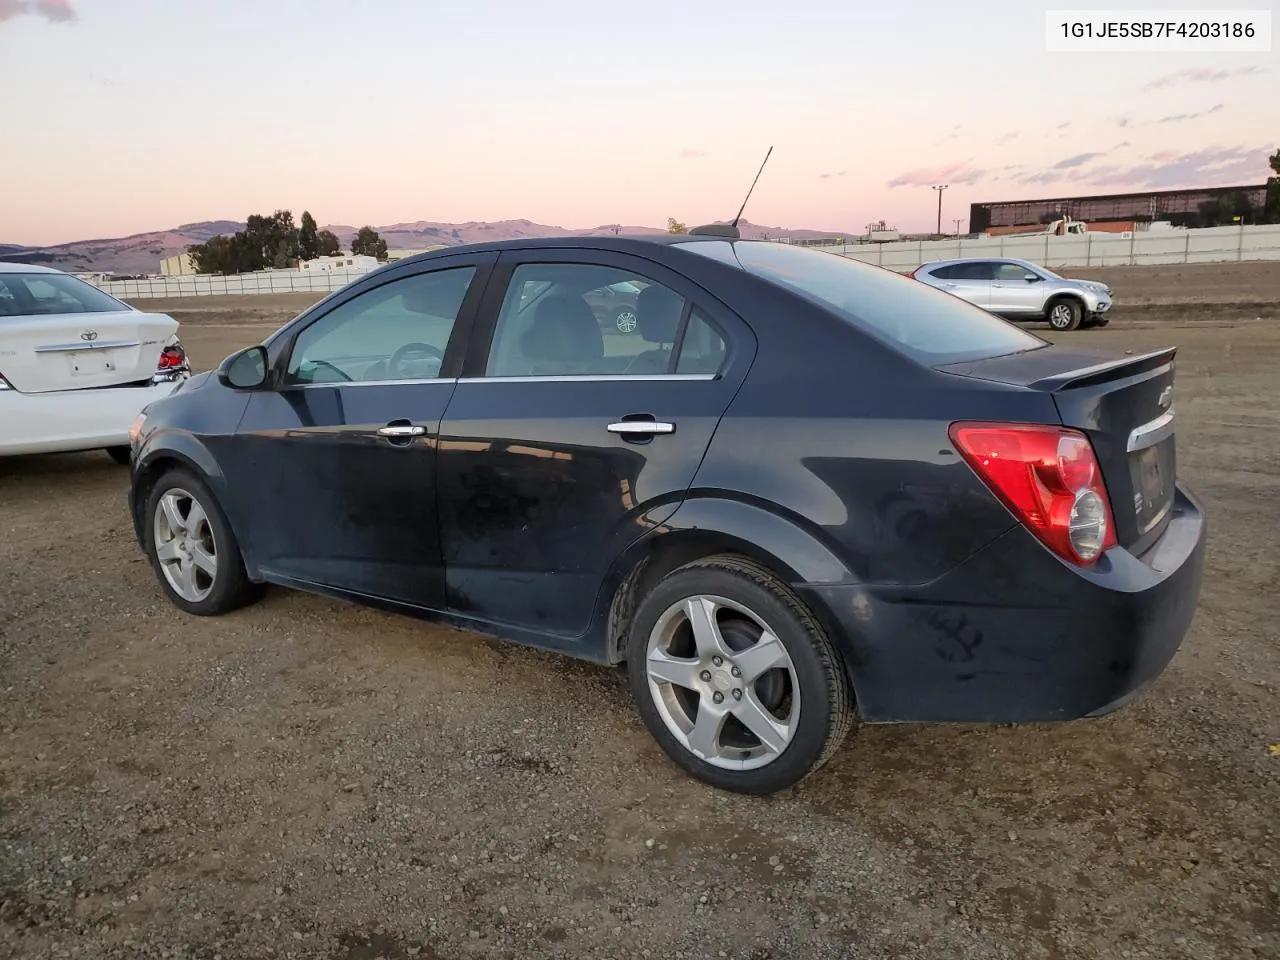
<box><xmin>680</xmin><ymin>240</ymin><xmax>1046</xmax><ymax>363</ymax></box>
<box><xmin>0</xmin><ymin>272</ymin><xmax>127</xmax><ymax>318</ymax></box>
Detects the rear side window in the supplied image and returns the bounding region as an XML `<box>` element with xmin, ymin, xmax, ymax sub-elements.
<box><xmin>0</xmin><ymin>273</ymin><xmax>126</xmax><ymax>317</ymax></box>
<box><xmin>696</xmin><ymin>242</ymin><xmax>1045</xmax><ymax>362</ymax></box>
<box><xmin>484</xmin><ymin>263</ymin><xmax>727</xmax><ymax>377</ymax></box>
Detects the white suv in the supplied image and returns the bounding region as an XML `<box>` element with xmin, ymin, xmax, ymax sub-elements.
<box><xmin>0</xmin><ymin>263</ymin><xmax>189</xmax><ymax>462</ymax></box>
<box><xmin>912</xmin><ymin>258</ymin><xmax>1113</xmax><ymax>331</ymax></box>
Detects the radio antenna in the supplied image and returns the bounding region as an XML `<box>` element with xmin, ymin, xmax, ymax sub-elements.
<box><xmin>688</xmin><ymin>145</ymin><xmax>775</xmax><ymax>238</ymax></box>
<box><xmin>732</xmin><ymin>145</ymin><xmax>773</xmax><ymax>228</ymax></box>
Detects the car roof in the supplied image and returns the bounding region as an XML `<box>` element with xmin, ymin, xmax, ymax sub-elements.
<box><xmin>919</xmin><ymin>256</ymin><xmax>1040</xmax><ymax>270</ymax></box>
<box><xmin>389</xmin><ymin>233</ymin><xmax>737</xmax><ymax>266</ymax></box>
<box><xmin>0</xmin><ymin>261</ymin><xmax>62</xmax><ymax>274</ymax></box>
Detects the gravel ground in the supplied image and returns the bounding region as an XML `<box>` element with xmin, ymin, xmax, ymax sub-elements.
<box><xmin>2</xmin><ymin>262</ymin><xmax>1279</xmax><ymax>959</ymax></box>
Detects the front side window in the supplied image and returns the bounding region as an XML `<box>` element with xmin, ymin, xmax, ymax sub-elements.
<box><xmin>485</xmin><ymin>263</ymin><xmax>695</xmax><ymax>377</ymax></box>
<box><xmin>0</xmin><ymin>273</ymin><xmax>127</xmax><ymax>317</ymax></box>
<box><xmin>994</xmin><ymin>262</ymin><xmax>1037</xmax><ymax>281</ymax></box>
<box><xmin>686</xmin><ymin>242</ymin><xmax>1044</xmax><ymax>363</ymax></box>
<box><xmin>285</xmin><ymin>266</ymin><xmax>475</xmax><ymax>384</ymax></box>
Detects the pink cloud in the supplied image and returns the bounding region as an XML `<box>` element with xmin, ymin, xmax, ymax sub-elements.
<box><xmin>887</xmin><ymin>162</ymin><xmax>986</xmax><ymax>188</ymax></box>
<box><xmin>0</xmin><ymin>0</ymin><xmax>76</xmax><ymax>22</ymax></box>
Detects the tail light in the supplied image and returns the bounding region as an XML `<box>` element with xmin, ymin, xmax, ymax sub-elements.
<box><xmin>158</xmin><ymin>342</ymin><xmax>189</xmax><ymax>371</ymax></box>
<box><xmin>908</xmin><ymin>267</ymin><xmax>922</xmax><ymax>280</ymax></box>
<box><xmin>948</xmin><ymin>421</ymin><xmax>1116</xmax><ymax>565</ymax></box>
<box><xmin>152</xmin><ymin>341</ymin><xmax>190</xmax><ymax>382</ymax></box>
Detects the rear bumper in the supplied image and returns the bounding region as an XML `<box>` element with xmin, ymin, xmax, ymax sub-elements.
<box><xmin>0</xmin><ymin>378</ymin><xmax>184</xmax><ymax>456</ymax></box>
<box><xmin>799</xmin><ymin>483</ymin><xmax>1207</xmax><ymax>723</ymax></box>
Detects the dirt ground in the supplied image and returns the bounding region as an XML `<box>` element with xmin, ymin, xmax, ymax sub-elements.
<box><xmin>2</xmin><ymin>261</ymin><xmax>1279</xmax><ymax>960</ymax></box>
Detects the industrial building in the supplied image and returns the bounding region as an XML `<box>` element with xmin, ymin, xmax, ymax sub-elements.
<box><xmin>970</xmin><ymin>184</ymin><xmax>1269</xmax><ymax>235</ymax></box>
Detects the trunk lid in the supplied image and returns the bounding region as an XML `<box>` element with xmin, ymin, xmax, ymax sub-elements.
<box><xmin>938</xmin><ymin>344</ymin><xmax>1178</xmax><ymax>553</ymax></box>
<box><xmin>1</xmin><ymin>310</ymin><xmax>178</xmax><ymax>394</ymax></box>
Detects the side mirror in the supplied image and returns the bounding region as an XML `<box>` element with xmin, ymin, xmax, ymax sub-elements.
<box><xmin>217</xmin><ymin>345</ymin><xmax>269</xmax><ymax>390</ymax></box>
<box><xmin>1025</xmin><ymin>274</ymin><xmax>1042</xmax><ymax>283</ymax></box>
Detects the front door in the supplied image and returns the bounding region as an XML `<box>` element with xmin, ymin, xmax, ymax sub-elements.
<box><xmin>435</xmin><ymin>250</ymin><xmax>754</xmax><ymax>643</ymax></box>
<box><xmin>226</xmin><ymin>256</ymin><xmax>493</xmax><ymax>607</ymax></box>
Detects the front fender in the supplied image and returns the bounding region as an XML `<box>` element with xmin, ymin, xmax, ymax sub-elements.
<box><xmin>130</xmin><ymin>430</ymin><xmax>229</xmax><ymax>541</ymax></box>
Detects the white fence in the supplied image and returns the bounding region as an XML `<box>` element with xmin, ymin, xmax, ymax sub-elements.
<box><xmin>94</xmin><ymin>267</ymin><xmax>376</xmax><ymax>301</ymax></box>
<box><xmin>92</xmin><ymin>223</ymin><xmax>1280</xmax><ymax>301</ymax></box>
<box><xmin>813</xmin><ymin>223</ymin><xmax>1280</xmax><ymax>272</ymax></box>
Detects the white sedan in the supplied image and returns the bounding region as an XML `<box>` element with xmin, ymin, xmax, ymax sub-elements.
<box><xmin>0</xmin><ymin>263</ymin><xmax>189</xmax><ymax>462</ymax></box>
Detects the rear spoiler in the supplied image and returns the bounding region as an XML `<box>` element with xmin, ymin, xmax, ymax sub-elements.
<box><xmin>1027</xmin><ymin>347</ymin><xmax>1177</xmax><ymax>392</ymax></box>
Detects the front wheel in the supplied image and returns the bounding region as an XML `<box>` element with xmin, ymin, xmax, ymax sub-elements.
<box><xmin>626</xmin><ymin>555</ymin><xmax>854</xmax><ymax>795</ymax></box>
<box><xmin>143</xmin><ymin>467</ymin><xmax>260</xmax><ymax>616</ymax></box>
<box><xmin>1047</xmin><ymin>298</ymin><xmax>1083</xmax><ymax>332</ymax></box>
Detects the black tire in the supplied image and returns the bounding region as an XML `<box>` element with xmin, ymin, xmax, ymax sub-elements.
<box><xmin>142</xmin><ymin>467</ymin><xmax>260</xmax><ymax>616</ymax></box>
<box><xmin>1046</xmin><ymin>297</ymin><xmax>1083</xmax><ymax>332</ymax></box>
<box><xmin>626</xmin><ymin>554</ymin><xmax>855</xmax><ymax>795</ymax></box>
<box><xmin>105</xmin><ymin>445</ymin><xmax>132</xmax><ymax>465</ymax></box>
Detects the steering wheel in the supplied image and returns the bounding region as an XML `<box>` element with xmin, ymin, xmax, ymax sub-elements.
<box><xmin>388</xmin><ymin>341</ymin><xmax>443</xmax><ymax>378</ymax></box>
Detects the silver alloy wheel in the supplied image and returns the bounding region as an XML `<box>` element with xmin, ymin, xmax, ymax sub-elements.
<box><xmin>616</xmin><ymin>309</ymin><xmax>639</xmax><ymax>334</ymax></box>
<box><xmin>153</xmin><ymin>487</ymin><xmax>218</xmax><ymax>603</ymax></box>
<box><xmin>645</xmin><ymin>594</ymin><xmax>800</xmax><ymax>770</ymax></box>
<box><xmin>1049</xmin><ymin>303</ymin><xmax>1075</xmax><ymax>329</ymax></box>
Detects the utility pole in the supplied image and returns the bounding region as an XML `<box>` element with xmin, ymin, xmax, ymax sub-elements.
<box><xmin>932</xmin><ymin>184</ymin><xmax>948</xmax><ymax>236</ymax></box>
<box><xmin>953</xmin><ymin>218</ymin><xmax>963</xmax><ymax>236</ymax></box>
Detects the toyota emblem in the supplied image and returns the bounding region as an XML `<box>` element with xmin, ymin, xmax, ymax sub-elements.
<box><xmin>80</xmin><ymin>330</ymin><xmax>99</xmax><ymax>342</ymax></box>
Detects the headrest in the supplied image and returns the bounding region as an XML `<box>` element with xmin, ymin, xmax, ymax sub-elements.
<box><xmin>636</xmin><ymin>284</ymin><xmax>683</xmax><ymax>344</ymax></box>
<box><xmin>521</xmin><ymin>295</ymin><xmax>604</xmax><ymax>362</ymax></box>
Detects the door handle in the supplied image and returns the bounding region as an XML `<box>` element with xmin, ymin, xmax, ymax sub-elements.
<box><xmin>377</xmin><ymin>424</ymin><xmax>426</xmax><ymax>437</ymax></box>
<box><xmin>608</xmin><ymin>420</ymin><xmax>675</xmax><ymax>435</ymax></box>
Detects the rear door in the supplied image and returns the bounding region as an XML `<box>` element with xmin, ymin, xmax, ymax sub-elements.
<box><xmin>929</xmin><ymin>262</ymin><xmax>991</xmax><ymax>308</ymax></box>
<box><xmin>226</xmin><ymin>254</ymin><xmax>494</xmax><ymax>606</ymax></box>
<box><xmin>988</xmin><ymin>261</ymin><xmax>1046</xmax><ymax>318</ymax></box>
<box><xmin>435</xmin><ymin>248</ymin><xmax>755</xmax><ymax>641</ymax></box>
<box><xmin>0</xmin><ymin>272</ymin><xmax>175</xmax><ymax>392</ymax></box>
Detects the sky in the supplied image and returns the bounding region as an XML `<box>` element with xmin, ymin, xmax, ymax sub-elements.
<box><xmin>0</xmin><ymin>0</ymin><xmax>1275</xmax><ymax>246</ymax></box>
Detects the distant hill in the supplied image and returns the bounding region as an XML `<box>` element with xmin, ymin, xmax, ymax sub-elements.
<box><xmin>0</xmin><ymin>217</ymin><xmax>850</xmax><ymax>275</ymax></box>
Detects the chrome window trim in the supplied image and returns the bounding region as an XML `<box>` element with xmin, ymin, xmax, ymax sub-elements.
<box><xmin>285</xmin><ymin>377</ymin><xmax>458</xmax><ymax>390</ymax></box>
<box><xmin>1127</xmin><ymin>409</ymin><xmax>1175</xmax><ymax>452</ymax></box>
<box><xmin>459</xmin><ymin>374</ymin><xmax>718</xmax><ymax>384</ymax></box>
<box><xmin>283</xmin><ymin>374</ymin><xmax>718</xmax><ymax>389</ymax></box>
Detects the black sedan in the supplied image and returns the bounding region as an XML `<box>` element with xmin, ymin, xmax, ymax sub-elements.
<box><xmin>127</xmin><ymin>233</ymin><xmax>1206</xmax><ymax>796</ymax></box>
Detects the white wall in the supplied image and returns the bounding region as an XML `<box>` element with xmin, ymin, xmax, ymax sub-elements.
<box><xmin>815</xmin><ymin>223</ymin><xmax>1280</xmax><ymax>272</ymax></box>
<box><xmin>94</xmin><ymin>223</ymin><xmax>1280</xmax><ymax>300</ymax></box>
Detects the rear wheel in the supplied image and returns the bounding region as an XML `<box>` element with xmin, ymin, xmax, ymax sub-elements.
<box><xmin>614</xmin><ymin>306</ymin><xmax>639</xmax><ymax>334</ymax></box>
<box><xmin>143</xmin><ymin>467</ymin><xmax>259</xmax><ymax>616</ymax></box>
<box><xmin>1047</xmin><ymin>298</ymin><xmax>1083</xmax><ymax>332</ymax></box>
<box><xmin>105</xmin><ymin>446</ymin><xmax>132</xmax><ymax>466</ymax></box>
<box><xmin>626</xmin><ymin>555</ymin><xmax>854</xmax><ymax>795</ymax></box>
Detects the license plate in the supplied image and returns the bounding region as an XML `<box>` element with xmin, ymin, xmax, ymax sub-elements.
<box><xmin>66</xmin><ymin>351</ymin><xmax>118</xmax><ymax>376</ymax></box>
<box><xmin>1130</xmin><ymin>443</ymin><xmax>1172</xmax><ymax>530</ymax></box>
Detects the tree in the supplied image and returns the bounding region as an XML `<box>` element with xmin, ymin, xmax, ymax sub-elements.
<box><xmin>351</xmin><ymin>225</ymin><xmax>388</xmax><ymax>261</ymax></box>
<box><xmin>667</xmin><ymin>217</ymin><xmax>688</xmax><ymax>234</ymax></box>
<box><xmin>1265</xmin><ymin>147</ymin><xmax>1280</xmax><ymax>225</ymax></box>
<box><xmin>316</xmin><ymin>229</ymin><xmax>341</xmax><ymax>256</ymax></box>
<box><xmin>298</xmin><ymin>211</ymin><xmax>319</xmax><ymax>260</ymax></box>
<box><xmin>189</xmin><ymin>209</ymin><xmax>301</xmax><ymax>274</ymax></box>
